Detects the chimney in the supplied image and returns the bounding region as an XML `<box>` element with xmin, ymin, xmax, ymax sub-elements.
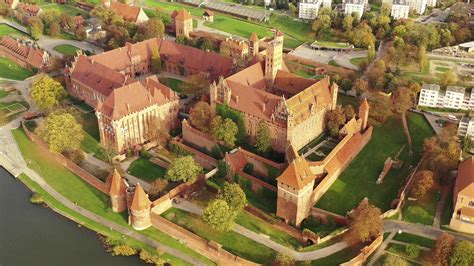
<box><xmin>126</xmin><ymin>103</ymin><xmax>130</xmax><ymax>112</ymax></box>
<box><xmin>235</xmin><ymin>95</ymin><xmax>239</xmax><ymax>103</ymax></box>
<box><xmin>262</xmin><ymin>102</ymin><xmax>266</xmax><ymax>112</ymax></box>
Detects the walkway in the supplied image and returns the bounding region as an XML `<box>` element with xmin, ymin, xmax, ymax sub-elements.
<box><xmin>173</xmin><ymin>200</ymin><xmax>349</xmax><ymax>261</ymax></box>
<box><xmin>433</xmin><ymin>185</ymin><xmax>450</xmax><ymax>229</ymax></box>
<box><xmin>367</xmin><ymin>231</ymin><xmax>395</xmax><ymax>266</ymax></box>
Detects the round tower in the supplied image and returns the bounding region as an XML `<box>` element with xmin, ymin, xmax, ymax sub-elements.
<box><xmin>108</xmin><ymin>169</ymin><xmax>128</xmax><ymax>213</ymax></box>
<box><xmin>129</xmin><ymin>183</ymin><xmax>152</xmax><ymax>230</ymax></box>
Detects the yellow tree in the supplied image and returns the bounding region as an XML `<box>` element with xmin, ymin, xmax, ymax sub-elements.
<box><xmin>30</xmin><ymin>75</ymin><xmax>67</xmax><ymax>111</ymax></box>
<box><xmin>36</xmin><ymin>112</ymin><xmax>84</xmax><ymax>153</ymax></box>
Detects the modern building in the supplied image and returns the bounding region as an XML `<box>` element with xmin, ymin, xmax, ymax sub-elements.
<box><xmin>0</xmin><ymin>36</ymin><xmax>49</xmax><ymax>71</ymax></box>
<box><xmin>172</xmin><ymin>9</ymin><xmax>193</xmax><ymax>38</ymax></box>
<box><xmin>450</xmin><ymin>157</ymin><xmax>474</xmax><ymax>234</ymax></box>
<box><xmin>458</xmin><ymin>115</ymin><xmax>474</xmax><ymax>140</ymax></box>
<box><xmin>418</xmin><ymin>84</ymin><xmax>473</xmax><ymax>111</ymax></box>
<box><xmin>298</xmin><ymin>0</ymin><xmax>322</xmax><ymax>20</ymax></box>
<box><xmin>426</xmin><ymin>0</ymin><xmax>436</xmax><ymax>8</ymax></box>
<box><xmin>343</xmin><ymin>0</ymin><xmax>365</xmax><ymax>19</ymax></box>
<box><xmin>408</xmin><ymin>0</ymin><xmax>427</xmax><ymax>14</ymax></box>
<box><xmin>391</xmin><ymin>0</ymin><xmax>410</xmax><ymax>19</ymax></box>
<box><xmin>108</xmin><ymin>2</ymin><xmax>149</xmax><ymax>24</ymax></box>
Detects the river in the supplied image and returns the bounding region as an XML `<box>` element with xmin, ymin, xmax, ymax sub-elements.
<box><xmin>0</xmin><ymin>167</ymin><xmax>144</xmax><ymax>265</ymax></box>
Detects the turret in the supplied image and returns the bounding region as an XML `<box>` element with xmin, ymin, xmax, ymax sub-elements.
<box><xmin>108</xmin><ymin>169</ymin><xmax>128</xmax><ymax>212</ymax></box>
<box><xmin>129</xmin><ymin>183</ymin><xmax>152</xmax><ymax>230</ymax></box>
<box><xmin>265</xmin><ymin>31</ymin><xmax>284</xmax><ymax>84</ymax></box>
<box><xmin>359</xmin><ymin>98</ymin><xmax>369</xmax><ymax>132</ymax></box>
<box><xmin>330</xmin><ymin>79</ymin><xmax>338</xmax><ymax>110</ymax></box>
<box><xmin>249</xmin><ymin>32</ymin><xmax>259</xmax><ymax>56</ymax></box>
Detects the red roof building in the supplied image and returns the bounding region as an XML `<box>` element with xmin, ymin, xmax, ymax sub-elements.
<box><xmin>0</xmin><ymin>36</ymin><xmax>49</xmax><ymax>71</ymax></box>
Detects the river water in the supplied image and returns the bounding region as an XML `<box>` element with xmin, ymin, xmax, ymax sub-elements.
<box><xmin>0</xmin><ymin>167</ymin><xmax>144</xmax><ymax>265</ymax></box>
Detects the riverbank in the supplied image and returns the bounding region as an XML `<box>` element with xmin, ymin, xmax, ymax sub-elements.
<box><xmin>15</xmin><ymin>173</ymin><xmax>191</xmax><ymax>266</ymax></box>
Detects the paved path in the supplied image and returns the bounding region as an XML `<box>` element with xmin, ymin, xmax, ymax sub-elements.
<box><xmin>367</xmin><ymin>231</ymin><xmax>395</xmax><ymax>266</ymax></box>
<box><xmin>433</xmin><ymin>185</ymin><xmax>450</xmax><ymax>229</ymax></box>
<box><xmin>173</xmin><ymin>200</ymin><xmax>349</xmax><ymax>261</ymax></box>
<box><xmin>289</xmin><ymin>45</ymin><xmax>366</xmax><ymax>70</ymax></box>
<box><xmin>384</xmin><ymin>220</ymin><xmax>473</xmax><ymax>242</ymax></box>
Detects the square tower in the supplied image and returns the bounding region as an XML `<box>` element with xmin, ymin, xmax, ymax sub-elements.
<box><xmin>173</xmin><ymin>9</ymin><xmax>193</xmax><ymax>38</ymax></box>
<box><xmin>265</xmin><ymin>31</ymin><xmax>284</xmax><ymax>83</ymax></box>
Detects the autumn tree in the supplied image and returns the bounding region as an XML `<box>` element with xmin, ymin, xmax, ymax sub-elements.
<box><xmin>165</xmin><ymin>156</ymin><xmax>202</xmax><ymax>183</ymax></box>
<box><xmin>423</xmin><ymin>125</ymin><xmax>460</xmax><ymax>180</ymax></box>
<box><xmin>211</xmin><ymin>116</ymin><xmax>238</xmax><ymax>148</ymax></box>
<box><xmin>325</xmin><ymin>106</ymin><xmax>345</xmax><ymax>137</ymax></box>
<box><xmin>343</xmin><ymin>105</ymin><xmax>356</xmax><ymax>121</ymax></box>
<box><xmin>30</xmin><ymin>75</ymin><xmax>67</xmax><ymax>111</ymax></box>
<box><xmin>139</xmin><ymin>250</ymin><xmax>165</xmax><ymax>265</ymax></box>
<box><xmin>384</xmin><ymin>254</ymin><xmax>409</xmax><ymax>266</ymax></box>
<box><xmin>411</xmin><ymin>170</ymin><xmax>434</xmax><ymax>198</ymax></box>
<box><xmin>36</xmin><ymin>113</ymin><xmax>84</xmax><ymax>153</ymax></box>
<box><xmin>366</xmin><ymin>60</ymin><xmax>386</xmax><ymax>90</ymax></box>
<box><xmin>150</xmin><ymin>47</ymin><xmax>162</xmax><ymax>73</ymax></box>
<box><xmin>149</xmin><ymin>178</ymin><xmax>168</xmax><ymax>199</ymax></box>
<box><xmin>134</xmin><ymin>18</ymin><xmax>164</xmax><ymax>41</ymax></box>
<box><xmin>449</xmin><ymin>240</ymin><xmax>474</xmax><ymax>266</ymax></box>
<box><xmin>342</xmin><ymin>14</ymin><xmax>354</xmax><ymax>32</ymax></box>
<box><xmin>75</xmin><ymin>25</ymin><xmax>87</xmax><ymax>41</ymax></box>
<box><xmin>418</xmin><ymin>45</ymin><xmax>428</xmax><ymax>72</ymax></box>
<box><xmin>312</xmin><ymin>9</ymin><xmax>332</xmax><ymax>37</ymax></box>
<box><xmin>145</xmin><ymin>118</ymin><xmax>169</xmax><ymax>146</ymax></box>
<box><xmin>112</xmin><ymin>244</ymin><xmax>137</xmax><ymax>256</ymax></box>
<box><xmin>370</xmin><ymin>94</ymin><xmax>392</xmax><ymax>122</ymax></box>
<box><xmin>353</xmin><ymin>78</ymin><xmax>368</xmax><ymax>96</ymax></box>
<box><xmin>347</xmin><ymin>198</ymin><xmax>383</xmax><ymax>242</ymax></box>
<box><xmin>179</xmin><ymin>74</ymin><xmax>209</xmax><ymax>97</ymax></box>
<box><xmin>189</xmin><ymin>101</ymin><xmax>211</xmax><ymax>133</ymax></box>
<box><xmin>29</xmin><ymin>17</ymin><xmax>44</xmax><ymax>40</ymax></box>
<box><xmin>391</xmin><ymin>87</ymin><xmax>413</xmax><ymax>114</ymax></box>
<box><xmin>432</xmin><ymin>233</ymin><xmax>455</xmax><ymax>265</ymax></box>
<box><xmin>49</xmin><ymin>22</ymin><xmax>60</xmax><ymax>38</ymax></box>
<box><xmin>203</xmin><ymin>199</ymin><xmax>236</xmax><ymax>232</ymax></box>
<box><xmin>441</xmin><ymin>70</ymin><xmax>457</xmax><ymax>86</ymax></box>
<box><xmin>274</xmin><ymin>252</ymin><xmax>296</xmax><ymax>266</ymax></box>
<box><xmin>255</xmin><ymin>120</ymin><xmax>272</xmax><ymax>154</ymax></box>
<box><xmin>348</xmin><ymin>23</ymin><xmax>375</xmax><ymax>48</ymax></box>
<box><xmin>217</xmin><ymin>182</ymin><xmax>247</xmax><ymax>213</ymax></box>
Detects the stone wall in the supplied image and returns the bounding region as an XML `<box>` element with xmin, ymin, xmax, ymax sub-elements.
<box><xmin>340</xmin><ymin>235</ymin><xmax>383</xmax><ymax>266</ymax></box>
<box><xmin>236</xmin><ymin>170</ymin><xmax>277</xmax><ymax>193</ymax></box>
<box><xmin>150</xmin><ymin>213</ymin><xmax>258</xmax><ymax>266</ymax></box>
<box><xmin>182</xmin><ymin>119</ymin><xmax>219</xmax><ymax>152</ymax></box>
<box><xmin>22</xmin><ymin>122</ymin><xmax>110</xmax><ymax>194</ymax></box>
<box><xmin>171</xmin><ymin>139</ymin><xmax>218</xmax><ymax>169</ymax></box>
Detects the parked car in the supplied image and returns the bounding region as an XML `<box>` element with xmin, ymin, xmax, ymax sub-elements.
<box><xmin>447</xmin><ymin>115</ymin><xmax>458</xmax><ymax>121</ymax></box>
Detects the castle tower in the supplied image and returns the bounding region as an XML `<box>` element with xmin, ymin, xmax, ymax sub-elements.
<box><xmin>108</xmin><ymin>169</ymin><xmax>128</xmax><ymax>213</ymax></box>
<box><xmin>276</xmin><ymin>151</ymin><xmax>316</xmax><ymax>227</ymax></box>
<box><xmin>359</xmin><ymin>98</ymin><xmax>370</xmax><ymax>132</ymax></box>
<box><xmin>265</xmin><ymin>31</ymin><xmax>284</xmax><ymax>83</ymax></box>
<box><xmin>174</xmin><ymin>9</ymin><xmax>193</xmax><ymax>38</ymax></box>
<box><xmin>249</xmin><ymin>32</ymin><xmax>259</xmax><ymax>56</ymax></box>
<box><xmin>129</xmin><ymin>183</ymin><xmax>152</xmax><ymax>230</ymax></box>
<box><xmin>330</xmin><ymin>79</ymin><xmax>338</xmax><ymax>110</ymax></box>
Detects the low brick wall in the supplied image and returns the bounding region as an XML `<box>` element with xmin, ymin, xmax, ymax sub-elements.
<box><xmin>182</xmin><ymin>119</ymin><xmax>220</xmax><ymax>153</ymax></box>
<box><xmin>22</xmin><ymin>122</ymin><xmax>109</xmax><ymax>194</ymax></box>
<box><xmin>340</xmin><ymin>235</ymin><xmax>383</xmax><ymax>266</ymax></box>
<box><xmin>171</xmin><ymin>139</ymin><xmax>218</xmax><ymax>169</ymax></box>
<box><xmin>150</xmin><ymin>157</ymin><xmax>170</xmax><ymax>169</ymax></box>
<box><xmin>150</xmin><ymin>213</ymin><xmax>258</xmax><ymax>266</ymax></box>
<box><xmin>237</xmin><ymin>170</ymin><xmax>277</xmax><ymax>192</ymax></box>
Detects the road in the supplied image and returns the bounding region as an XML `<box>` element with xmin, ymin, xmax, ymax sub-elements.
<box><xmin>288</xmin><ymin>45</ymin><xmax>366</xmax><ymax>70</ymax></box>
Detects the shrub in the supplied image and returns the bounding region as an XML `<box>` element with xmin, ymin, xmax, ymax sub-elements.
<box><xmin>274</xmin><ymin>252</ymin><xmax>296</xmax><ymax>266</ymax></box>
<box><xmin>112</xmin><ymin>244</ymin><xmax>137</xmax><ymax>256</ymax></box>
<box><xmin>217</xmin><ymin>160</ymin><xmax>229</xmax><ymax>178</ymax></box>
<box><xmin>141</xmin><ymin>149</ymin><xmax>152</xmax><ymax>159</ymax></box>
<box><xmin>139</xmin><ymin>249</ymin><xmax>165</xmax><ymax>265</ymax></box>
<box><xmin>243</xmin><ymin>163</ymin><xmax>254</xmax><ymax>175</ymax></box>
<box><xmin>63</xmin><ymin>149</ymin><xmax>85</xmax><ymax>164</ymax></box>
<box><xmin>405</xmin><ymin>243</ymin><xmax>421</xmax><ymax>258</ymax></box>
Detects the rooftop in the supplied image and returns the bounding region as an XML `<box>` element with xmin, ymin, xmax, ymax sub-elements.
<box><xmin>454</xmin><ymin>157</ymin><xmax>474</xmax><ymax>200</ymax></box>
<box><xmin>446</xmin><ymin>86</ymin><xmax>466</xmax><ymax>94</ymax></box>
<box><xmin>421</xmin><ymin>83</ymin><xmax>441</xmax><ymax>92</ymax></box>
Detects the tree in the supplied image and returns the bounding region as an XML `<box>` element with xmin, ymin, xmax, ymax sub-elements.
<box><xmin>211</xmin><ymin>116</ymin><xmax>238</xmax><ymax>147</ymax></box>
<box><xmin>353</xmin><ymin>78</ymin><xmax>368</xmax><ymax>95</ymax></box>
<box><xmin>200</xmin><ymin>38</ymin><xmax>213</xmax><ymax>51</ymax></box>
<box><xmin>367</xmin><ymin>60</ymin><xmax>386</xmax><ymax>90</ymax></box>
<box><xmin>405</xmin><ymin>243</ymin><xmax>421</xmax><ymax>258</ymax></box>
<box><xmin>441</xmin><ymin>70</ymin><xmax>457</xmax><ymax>86</ymax></box>
<box><xmin>75</xmin><ymin>25</ymin><xmax>87</xmax><ymax>41</ymax></box>
<box><xmin>135</xmin><ymin>18</ymin><xmax>164</xmax><ymax>41</ymax></box>
<box><xmin>325</xmin><ymin>106</ymin><xmax>345</xmax><ymax>137</ymax></box>
<box><xmin>30</xmin><ymin>76</ymin><xmax>67</xmax><ymax>111</ymax></box>
<box><xmin>391</xmin><ymin>87</ymin><xmax>412</xmax><ymax>114</ymax></box>
<box><xmin>342</xmin><ymin>15</ymin><xmax>354</xmax><ymax>32</ymax></box>
<box><xmin>419</xmin><ymin>45</ymin><xmax>428</xmax><ymax>72</ymax></box>
<box><xmin>29</xmin><ymin>17</ymin><xmax>44</xmax><ymax>40</ymax></box>
<box><xmin>36</xmin><ymin>113</ymin><xmax>84</xmax><ymax>153</ymax></box>
<box><xmin>449</xmin><ymin>240</ymin><xmax>474</xmax><ymax>266</ymax></box>
<box><xmin>203</xmin><ymin>199</ymin><xmax>235</xmax><ymax>232</ymax></box>
<box><xmin>432</xmin><ymin>233</ymin><xmax>455</xmax><ymax>265</ymax></box>
<box><xmin>347</xmin><ymin>198</ymin><xmax>383</xmax><ymax>242</ymax></box>
<box><xmin>217</xmin><ymin>160</ymin><xmax>229</xmax><ymax>178</ymax></box>
<box><xmin>312</xmin><ymin>14</ymin><xmax>331</xmax><ymax>36</ymax></box>
<box><xmin>274</xmin><ymin>252</ymin><xmax>296</xmax><ymax>266</ymax></box>
<box><xmin>112</xmin><ymin>244</ymin><xmax>137</xmax><ymax>256</ymax></box>
<box><xmin>217</xmin><ymin>182</ymin><xmax>247</xmax><ymax>213</ymax></box>
<box><xmin>145</xmin><ymin>118</ymin><xmax>169</xmax><ymax>146</ymax></box>
<box><xmin>255</xmin><ymin>120</ymin><xmax>272</xmax><ymax>154</ymax></box>
<box><xmin>384</xmin><ymin>254</ymin><xmax>409</xmax><ymax>266</ymax></box>
<box><xmin>179</xmin><ymin>74</ymin><xmax>209</xmax><ymax>97</ymax></box>
<box><xmin>411</xmin><ymin>170</ymin><xmax>434</xmax><ymax>198</ymax></box>
<box><xmin>343</xmin><ymin>105</ymin><xmax>356</xmax><ymax>121</ymax></box>
<box><xmin>139</xmin><ymin>250</ymin><xmax>165</xmax><ymax>265</ymax></box>
<box><xmin>423</xmin><ymin>126</ymin><xmax>460</xmax><ymax>179</ymax></box>
<box><xmin>165</xmin><ymin>156</ymin><xmax>202</xmax><ymax>183</ymax></box>
<box><xmin>150</xmin><ymin>47</ymin><xmax>162</xmax><ymax>73</ymax></box>
<box><xmin>189</xmin><ymin>101</ymin><xmax>211</xmax><ymax>133</ymax></box>
<box><xmin>348</xmin><ymin>23</ymin><xmax>375</xmax><ymax>48</ymax></box>
<box><xmin>149</xmin><ymin>178</ymin><xmax>168</xmax><ymax>198</ymax></box>
<box><xmin>370</xmin><ymin>94</ymin><xmax>392</xmax><ymax>122</ymax></box>
<box><xmin>49</xmin><ymin>22</ymin><xmax>60</xmax><ymax>38</ymax></box>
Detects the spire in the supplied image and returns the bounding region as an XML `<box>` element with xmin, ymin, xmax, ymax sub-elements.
<box><xmin>130</xmin><ymin>183</ymin><xmax>151</xmax><ymax>212</ymax></box>
<box><xmin>360</xmin><ymin>98</ymin><xmax>369</xmax><ymax>111</ymax></box>
<box><xmin>108</xmin><ymin>169</ymin><xmax>127</xmax><ymax>196</ymax></box>
<box><xmin>249</xmin><ymin>32</ymin><xmax>258</xmax><ymax>42</ymax></box>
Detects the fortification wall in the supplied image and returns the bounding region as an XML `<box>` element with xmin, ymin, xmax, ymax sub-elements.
<box><xmin>182</xmin><ymin>119</ymin><xmax>219</xmax><ymax>152</ymax></box>
<box><xmin>340</xmin><ymin>235</ymin><xmax>383</xmax><ymax>266</ymax></box>
<box><xmin>171</xmin><ymin>139</ymin><xmax>218</xmax><ymax>169</ymax></box>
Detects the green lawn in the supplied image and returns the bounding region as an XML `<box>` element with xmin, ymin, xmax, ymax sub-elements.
<box><xmin>162</xmin><ymin>207</ymin><xmax>277</xmax><ymax>263</ymax></box>
<box><xmin>0</xmin><ymin>90</ymin><xmax>9</xmax><ymax>99</ymax></box>
<box><xmin>350</xmin><ymin>57</ymin><xmax>367</xmax><ymax>67</ymax></box>
<box><xmin>77</xmin><ymin>112</ymin><xmax>103</xmax><ymax>158</ymax></box>
<box><xmin>315</xmin><ymin>113</ymin><xmax>435</xmax><ymax>215</ymax></box>
<box><xmin>337</xmin><ymin>93</ymin><xmax>359</xmax><ymax>107</ymax></box>
<box><xmin>128</xmin><ymin>158</ymin><xmax>167</xmax><ymax>182</ymax></box>
<box><xmin>385</xmin><ymin>243</ymin><xmax>430</xmax><ymax>263</ymax></box>
<box><xmin>235</xmin><ymin>212</ymin><xmax>302</xmax><ymax>250</ymax></box>
<box><xmin>17</xmin><ymin>174</ymin><xmax>191</xmax><ymax>266</ymax></box>
<box><xmin>309</xmin><ymin>244</ymin><xmax>363</xmax><ymax>265</ymax></box>
<box><xmin>301</xmin><ymin>217</ymin><xmax>343</xmax><ymax>238</ymax></box>
<box><xmin>12</xmin><ymin>127</ymin><xmax>214</xmax><ymax>265</ymax></box>
<box><xmin>328</xmin><ymin>59</ymin><xmax>340</xmax><ymax>67</ymax></box>
<box><xmin>42</xmin><ymin>4</ymin><xmax>86</xmax><ymax>16</ymax></box>
<box><xmin>392</xmin><ymin>233</ymin><xmax>435</xmax><ymax>248</ymax></box>
<box><xmin>402</xmin><ymin>188</ymin><xmax>440</xmax><ymax>226</ymax></box>
<box><xmin>0</xmin><ymin>57</ymin><xmax>34</xmax><ymax>80</ymax></box>
<box><xmin>0</xmin><ymin>24</ymin><xmax>29</xmax><ymax>38</ymax></box>
<box><xmin>435</xmin><ymin>66</ymin><xmax>450</xmax><ymax>73</ymax></box>
<box><xmin>53</xmin><ymin>44</ymin><xmax>81</xmax><ymax>56</ymax></box>
<box><xmin>159</xmin><ymin>77</ymin><xmax>183</xmax><ymax>93</ymax></box>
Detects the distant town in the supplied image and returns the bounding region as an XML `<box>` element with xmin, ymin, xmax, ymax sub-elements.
<box><xmin>0</xmin><ymin>0</ymin><xmax>473</xmax><ymax>265</ymax></box>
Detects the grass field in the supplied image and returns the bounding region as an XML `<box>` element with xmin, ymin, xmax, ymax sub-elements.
<box><xmin>159</xmin><ymin>77</ymin><xmax>183</xmax><ymax>93</ymax></box>
<box><xmin>0</xmin><ymin>24</ymin><xmax>29</xmax><ymax>38</ymax></box>
<box><xmin>127</xmin><ymin>158</ymin><xmax>167</xmax><ymax>182</ymax></box>
<box><xmin>328</xmin><ymin>59</ymin><xmax>340</xmax><ymax>67</ymax></box>
<box><xmin>350</xmin><ymin>57</ymin><xmax>367</xmax><ymax>67</ymax></box>
<box><xmin>53</xmin><ymin>44</ymin><xmax>81</xmax><ymax>56</ymax></box>
<box><xmin>392</xmin><ymin>233</ymin><xmax>435</xmax><ymax>248</ymax></box>
<box><xmin>315</xmin><ymin>113</ymin><xmax>435</xmax><ymax>215</ymax></box>
<box><xmin>402</xmin><ymin>188</ymin><xmax>440</xmax><ymax>225</ymax></box>
<box><xmin>42</xmin><ymin>4</ymin><xmax>86</xmax><ymax>16</ymax></box>
<box><xmin>0</xmin><ymin>57</ymin><xmax>34</xmax><ymax>80</ymax></box>
<box><xmin>162</xmin><ymin>207</ymin><xmax>276</xmax><ymax>263</ymax></box>
<box><xmin>12</xmin><ymin>127</ymin><xmax>214</xmax><ymax>265</ymax></box>
<box><xmin>77</xmin><ymin>112</ymin><xmax>104</xmax><ymax>158</ymax></box>
<box><xmin>435</xmin><ymin>66</ymin><xmax>450</xmax><ymax>73</ymax></box>
<box><xmin>309</xmin><ymin>244</ymin><xmax>364</xmax><ymax>265</ymax></box>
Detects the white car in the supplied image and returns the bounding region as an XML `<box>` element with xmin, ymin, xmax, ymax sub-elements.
<box><xmin>447</xmin><ymin>115</ymin><xmax>458</xmax><ymax>121</ymax></box>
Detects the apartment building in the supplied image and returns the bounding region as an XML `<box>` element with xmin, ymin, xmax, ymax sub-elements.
<box><xmin>343</xmin><ymin>0</ymin><xmax>365</xmax><ymax>19</ymax></box>
<box><xmin>408</xmin><ymin>0</ymin><xmax>427</xmax><ymax>14</ymax></box>
<box><xmin>299</xmin><ymin>0</ymin><xmax>322</xmax><ymax>19</ymax></box>
<box><xmin>458</xmin><ymin>115</ymin><xmax>474</xmax><ymax>140</ymax></box>
<box><xmin>391</xmin><ymin>0</ymin><xmax>410</xmax><ymax>19</ymax></box>
<box><xmin>418</xmin><ymin>84</ymin><xmax>474</xmax><ymax>111</ymax></box>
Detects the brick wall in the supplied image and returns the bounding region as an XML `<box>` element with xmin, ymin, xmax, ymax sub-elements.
<box><xmin>22</xmin><ymin>122</ymin><xmax>110</xmax><ymax>194</ymax></box>
<box><xmin>340</xmin><ymin>234</ymin><xmax>383</xmax><ymax>266</ymax></box>
<box><xmin>171</xmin><ymin>139</ymin><xmax>218</xmax><ymax>169</ymax></box>
<box><xmin>182</xmin><ymin>119</ymin><xmax>219</xmax><ymax>152</ymax></box>
<box><xmin>236</xmin><ymin>170</ymin><xmax>277</xmax><ymax>192</ymax></box>
<box><xmin>150</xmin><ymin>157</ymin><xmax>170</xmax><ymax>169</ymax></box>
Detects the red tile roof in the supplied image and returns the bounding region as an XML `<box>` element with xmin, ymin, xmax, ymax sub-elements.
<box><xmin>130</xmin><ymin>183</ymin><xmax>151</xmax><ymax>211</ymax></box>
<box><xmin>454</xmin><ymin>157</ymin><xmax>474</xmax><ymax>199</ymax></box>
<box><xmin>277</xmin><ymin>156</ymin><xmax>315</xmax><ymax>189</ymax></box>
<box><xmin>172</xmin><ymin>9</ymin><xmax>192</xmax><ymax>20</ymax></box>
<box><xmin>110</xmin><ymin>2</ymin><xmax>142</xmax><ymax>22</ymax></box>
<box><xmin>108</xmin><ymin>169</ymin><xmax>127</xmax><ymax>196</ymax></box>
<box><xmin>272</xmin><ymin>70</ymin><xmax>317</xmax><ymax>96</ymax></box>
<box><xmin>17</xmin><ymin>3</ymin><xmax>41</xmax><ymax>15</ymax></box>
<box><xmin>0</xmin><ymin>36</ymin><xmax>47</xmax><ymax>69</ymax></box>
<box><xmin>203</xmin><ymin>9</ymin><xmax>214</xmax><ymax>16</ymax></box>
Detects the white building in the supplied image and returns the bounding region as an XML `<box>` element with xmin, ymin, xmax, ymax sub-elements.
<box><xmin>299</xmin><ymin>0</ymin><xmax>322</xmax><ymax>19</ymax></box>
<box><xmin>408</xmin><ymin>0</ymin><xmax>427</xmax><ymax>14</ymax></box>
<box><xmin>343</xmin><ymin>0</ymin><xmax>365</xmax><ymax>19</ymax></box>
<box><xmin>458</xmin><ymin>115</ymin><xmax>474</xmax><ymax>141</ymax></box>
<box><xmin>418</xmin><ymin>84</ymin><xmax>474</xmax><ymax>111</ymax></box>
<box><xmin>322</xmin><ymin>0</ymin><xmax>332</xmax><ymax>8</ymax></box>
<box><xmin>426</xmin><ymin>0</ymin><xmax>436</xmax><ymax>7</ymax></box>
<box><xmin>391</xmin><ymin>0</ymin><xmax>410</xmax><ymax>19</ymax></box>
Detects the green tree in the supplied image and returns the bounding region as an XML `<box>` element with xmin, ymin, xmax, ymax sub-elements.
<box><xmin>255</xmin><ymin>120</ymin><xmax>272</xmax><ymax>154</ymax></box>
<box><xmin>203</xmin><ymin>199</ymin><xmax>235</xmax><ymax>232</ymax></box>
<box><xmin>349</xmin><ymin>23</ymin><xmax>375</xmax><ymax>48</ymax></box>
<box><xmin>189</xmin><ymin>101</ymin><xmax>211</xmax><ymax>133</ymax></box>
<box><xmin>165</xmin><ymin>156</ymin><xmax>202</xmax><ymax>183</ymax></box>
<box><xmin>150</xmin><ymin>47</ymin><xmax>162</xmax><ymax>73</ymax></box>
<box><xmin>312</xmin><ymin>14</ymin><xmax>331</xmax><ymax>36</ymax></box>
<box><xmin>347</xmin><ymin>198</ymin><xmax>383</xmax><ymax>242</ymax></box>
<box><xmin>325</xmin><ymin>106</ymin><xmax>345</xmax><ymax>137</ymax></box>
<box><xmin>179</xmin><ymin>74</ymin><xmax>209</xmax><ymax>97</ymax></box>
<box><xmin>342</xmin><ymin>14</ymin><xmax>354</xmax><ymax>32</ymax></box>
<box><xmin>411</xmin><ymin>170</ymin><xmax>434</xmax><ymax>198</ymax></box>
<box><xmin>405</xmin><ymin>243</ymin><xmax>421</xmax><ymax>258</ymax></box>
<box><xmin>36</xmin><ymin>113</ymin><xmax>84</xmax><ymax>153</ymax></box>
<box><xmin>217</xmin><ymin>182</ymin><xmax>247</xmax><ymax>213</ymax></box>
<box><xmin>432</xmin><ymin>233</ymin><xmax>455</xmax><ymax>265</ymax></box>
<box><xmin>449</xmin><ymin>240</ymin><xmax>474</xmax><ymax>266</ymax></box>
<box><xmin>441</xmin><ymin>70</ymin><xmax>457</xmax><ymax>86</ymax></box>
<box><xmin>200</xmin><ymin>38</ymin><xmax>213</xmax><ymax>51</ymax></box>
<box><xmin>211</xmin><ymin>116</ymin><xmax>238</xmax><ymax>147</ymax></box>
<box><xmin>30</xmin><ymin>75</ymin><xmax>67</xmax><ymax>111</ymax></box>
<box><xmin>29</xmin><ymin>17</ymin><xmax>44</xmax><ymax>40</ymax></box>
